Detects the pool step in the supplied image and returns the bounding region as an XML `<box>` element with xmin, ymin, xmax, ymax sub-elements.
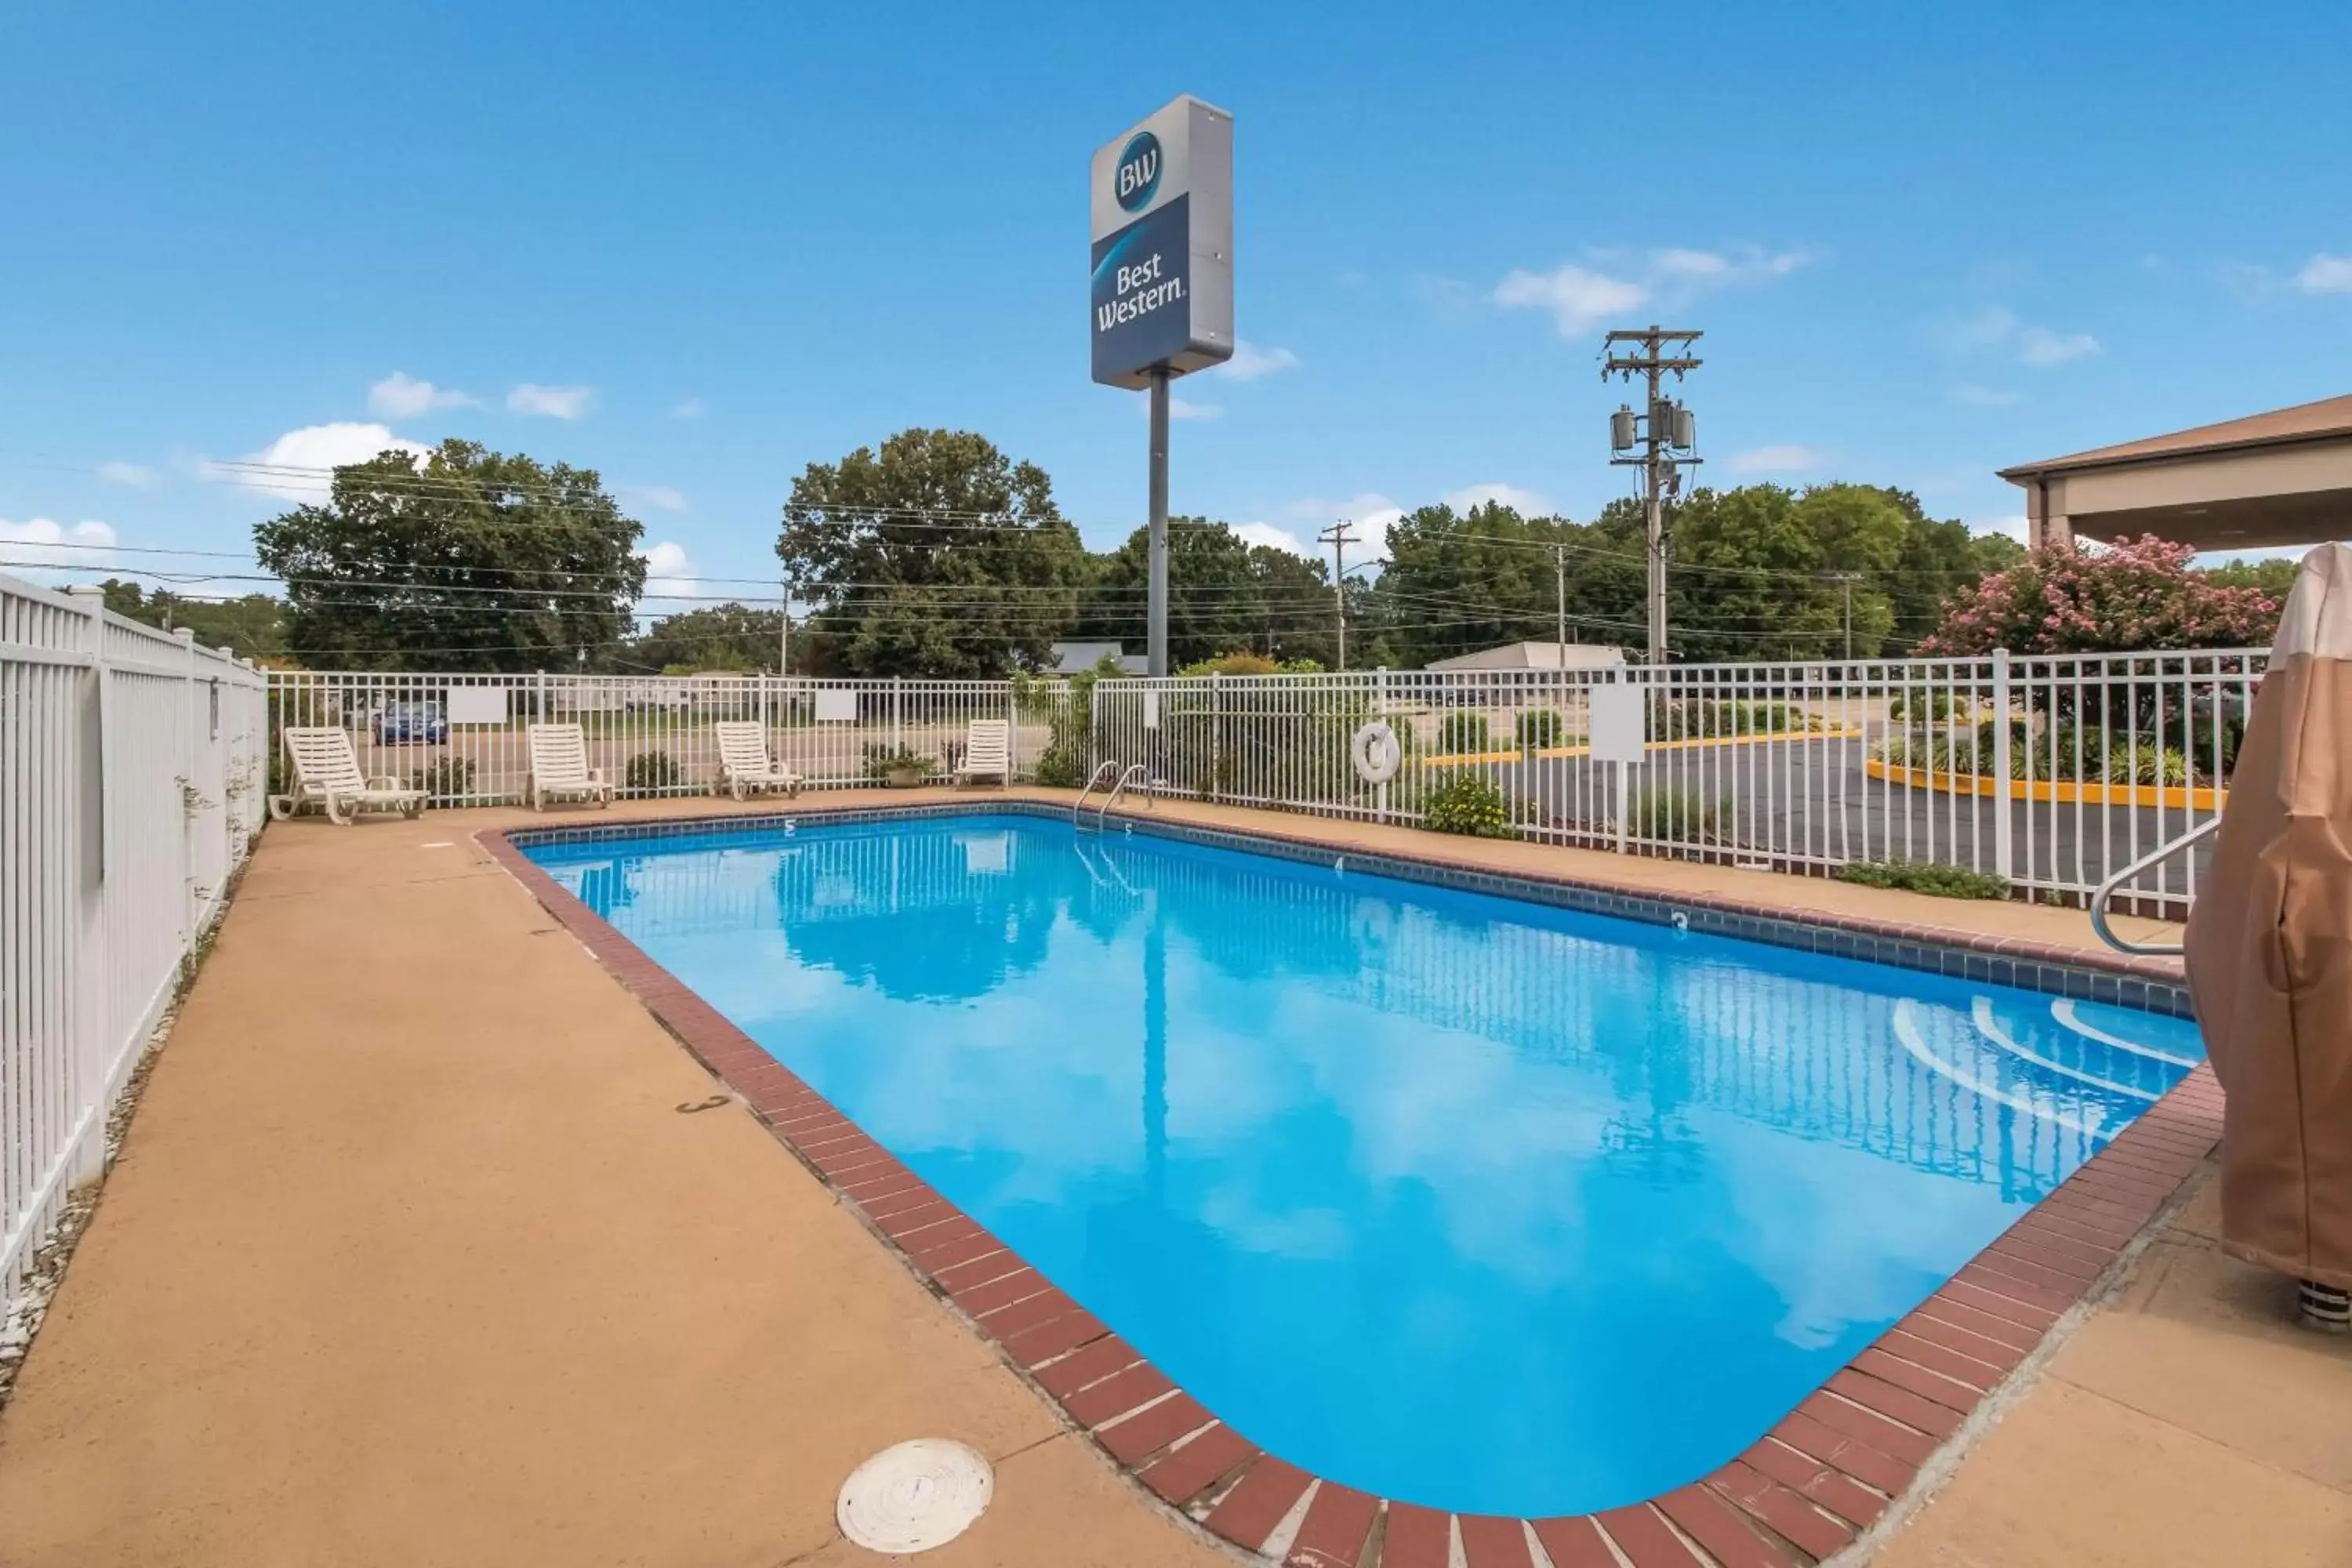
<box><xmin>1973</xmin><ymin>999</ymin><xmax>2159</xmax><ymax>1102</ymax></box>
<box><xmin>1893</xmin><ymin>1000</ymin><xmax>2117</xmax><ymax>1141</ymax></box>
<box><xmin>2049</xmin><ymin>998</ymin><xmax>2201</xmax><ymax>1068</ymax></box>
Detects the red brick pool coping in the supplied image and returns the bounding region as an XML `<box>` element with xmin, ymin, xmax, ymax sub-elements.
<box><xmin>479</xmin><ymin>811</ymin><xmax>2223</xmax><ymax>1568</ymax></box>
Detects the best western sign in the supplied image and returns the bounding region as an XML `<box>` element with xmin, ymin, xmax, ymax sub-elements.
<box><xmin>1090</xmin><ymin>96</ymin><xmax>1233</xmax><ymax>389</ymax></box>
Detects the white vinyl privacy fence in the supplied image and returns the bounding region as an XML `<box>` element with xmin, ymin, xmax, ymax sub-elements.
<box><xmin>3</xmin><ymin>575</ymin><xmax>267</xmax><ymax>1306</ymax></box>
<box><xmin>1087</xmin><ymin>652</ymin><xmax>2265</xmax><ymax>913</ymax></box>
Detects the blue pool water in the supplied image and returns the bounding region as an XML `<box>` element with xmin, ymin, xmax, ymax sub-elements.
<box><xmin>526</xmin><ymin>813</ymin><xmax>2205</xmax><ymax>1517</ymax></box>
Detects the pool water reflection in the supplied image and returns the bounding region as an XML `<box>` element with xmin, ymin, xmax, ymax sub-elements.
<box><xmin>527</xmin><ymin>815</ymin><xmax>2203</xmax><ymax>1517</ymax></box>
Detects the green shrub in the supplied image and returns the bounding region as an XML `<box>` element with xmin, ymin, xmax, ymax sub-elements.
<box><xmin>865</xmin><ymin>745</ymin><xmax>936</xmax><ymax>780</ymax></box>
<box><xmin>623</xmin><ymin>750</ymin><xmax>682</xmax><ymax>792</ymax></box>
<box><xmin>1515</xmin><ymin>708</ymin><xmax>1563</xmax><ymax>750</ymax></box>
<box><xmin>1436</xmin><ymin>711</ymin><xmax>1493</xmax><ymax>753</ymax></box>
<box><xmin>1835</xmin><ymin>858</ymin><xmax>2011</xmax><ymax>900</ymax></box>
<box><xmin>1888</xmin><ymin>689</ymin><xmax>1956</xmax><ymax>722</ymax></box>
<box><xmin>408</xmin><ymin>756</ymin><xmax>476</xmax><ymax>799</ymax></box>
<box><xmin>1421</xmin><ymin>774</ymin><xmax>1514</xmax><ymax>838</ymax></box>
<box><xmin>1630</xmin><ymin>786</ymin><xmax>1724</xmax><ymax>841</ymax></box>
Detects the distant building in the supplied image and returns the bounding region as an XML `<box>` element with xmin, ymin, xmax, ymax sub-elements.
<box><xmin>1046</xmin><ymin>640</ymin><xmax>1149</xmax><ymax>675</ymax></box>
<box><xmin>1422</xmin><ymin>641</ymin><xmax>1628</xmax><ymax>673</ymax></box>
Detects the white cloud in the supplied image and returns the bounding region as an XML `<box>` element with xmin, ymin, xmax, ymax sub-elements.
<box><xmin>0</xmin><ymin>517</ymin><xmax>118</xmax><ymax>582</ymax></box>
<box><xmin>1943</xmin><ymin>307</ymin><xmax>2100</xmax><ymax>368</ymax></box>
<box><xmin>2017</xmin><ymin>326</ymin><xmax>2101</xmax><ymax>366</ymax></box>
<box><xmin>1494</xmin><ymin>245</ymin><xmax>1813</xmax><ymax>337</ymax></box>
<box><xmin>2295</xmin><ymin>255</ymin><xmax>2352</xmax><ymax>295</ymax></box>
<box><xmin>506</xmin><ymin>383</ymin><xmax>593</xmax><ymax>419</ymax></box>
<box><xmin>1210</xmin><ymin>340</ymin><xmax>1300</xmax><ymax>382</ymax></box>
<box><xmin>1167</xmin><ymin>397</ymin><xmax>1222</xmax><ymax>421</ymax></box>
<box><xmin>1443</xmin><ymin>481</ymin><xmax>1553</xmax><ymax>516</ymax></box>
<box><xmin>670</xmin><ymin>397</ymin><xmax>706</xmax><ymax>419</ymax></box>
<box><xmin>1951</xmin><ymin>383</ymin><xmax>2022</xmax><ymax>408</ymax></box>
<box><xmin>204</xmin><ymin>422</ymin><xmax>431</xmax><ymax>501</ymax></box>
<box><xmin>1728</xmin><ymin>445</ymin><xmax>1822</xmax><ymax>474</ymax></box>
<box><xmin>1973</xmin><ymin>514</ymin><xmax>2029</xmax><ymax>543</ymax></box>
<box><xmin>368</xmin><ymin>371</ymin><xmax>477</xmax><ymax>419</ymax></box>
<box><xmin>1942</xmin><ymin>304</ymin><xmax>2020</xmax><ymax>354</ymax></box>
<box><xmin>638</xmin><ymin>540</ymin><xmax>696</xmax><ymax>606</ymax></box>
<box><xmin>96</xmin><ymin>459</ymin><xmax>156</xmax><ymax>488</ymax></box>
<box><xmin>1234</xmin><ymin>521</ymin><xmax>1314</xmax><ymax>557</ymax></box>
<box><xmin>1494</xmin><ymin>263</ymin><xmax>1649</xmax><ymax>335</ymax></box>
<box><xmin>626</xmin><ymin>485</ymin><xmax>688</xmax><ymax>513</ymax></box>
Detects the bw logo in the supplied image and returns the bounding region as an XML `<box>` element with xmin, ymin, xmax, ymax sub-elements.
<box><xmin>1115</xmin><ymin>132</ymin><xmax>1161</xmax><ymax>213</ymax></box>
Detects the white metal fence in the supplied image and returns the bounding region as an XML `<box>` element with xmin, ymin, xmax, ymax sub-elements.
<box><xmin>1087</xmin><ymin>651</ymin><xmax>2266</xmax><ymax>913</ymax></box>
<box><xmin>263</xmin><ymin>671</ymin><xmax>1087</xmax><ymax>807</ymax></box>
<box><xmin>2</xmin><ymin>575</ymin><xmax>267</xmax><ymax>1307</ymax></box>
<box><xmin>255</xmin><ymin>651</ymin><xmax>2266</xmax><ymax>914</ymax></box>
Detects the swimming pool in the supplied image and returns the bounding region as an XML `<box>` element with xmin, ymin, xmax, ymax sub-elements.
<box><xmin>521</xmin><ymin>811</ymin><xmax>2205</xmax><ymax>1520</ymax></box>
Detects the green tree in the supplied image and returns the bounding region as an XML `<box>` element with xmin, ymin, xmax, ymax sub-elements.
<box><xmin>1073</xmin><ymin>518</ymin><xmax>1336</xmax><ymax>667</ymax></box>
<box><xmin>2201</xmin><ymin>556</ymin><xmax>2299</xmax><ymax>600</ymax></box>
<box><xmin>778</xmin><ymin>429</ymin><xmax>1086</xmax><ymax>678</ymax></box>
<box><xmin>1377</xmin><ymin>502</ymin><xmax>1581</xmax><ymax>666</ymax></box>
<box><xmin>622</xmin><ymin>602</ymin><xmax>786</xmax><ymax>673</ymax></box>
<box><xmin>99</xmin><ymin>579</ymin><xmax>287</xmax><ymax>661</ymax></box>
<box><xmin>253</xmin><ymin>439</ymin><xmax>644</xmax><ymax>672</ymax></box>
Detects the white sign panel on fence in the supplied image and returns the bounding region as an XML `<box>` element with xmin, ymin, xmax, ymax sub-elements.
<box><xmin>1142</xmin><ymin>689</ymin><xmax>1160</xmax><ymax>730</ymax></box>
<box><xmin>814</xmin><ymin>688</ymin><xmax>858</xmax><ymax>723</ymax></box>
<box><xmin>1589</xmin><ymin>684</ymin><xmax>1646</xmax><ymax>764</ymax></box>
<box><xmin>445</xmin><ymin>685</ymin><xmax>509</xmax><ymax>726</ymax></box>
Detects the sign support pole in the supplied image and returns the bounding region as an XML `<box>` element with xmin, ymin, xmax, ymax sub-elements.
<box><xmin>1147</xmin><ymin>365</ymin><xmax>1171</xmax><ymax>677</ymax></box>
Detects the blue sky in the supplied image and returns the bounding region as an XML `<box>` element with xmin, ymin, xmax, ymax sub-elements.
<box><xmin>3</xmin><ymin>1</ymin><xmax>2347</xmax><ymax>609</ymax></box>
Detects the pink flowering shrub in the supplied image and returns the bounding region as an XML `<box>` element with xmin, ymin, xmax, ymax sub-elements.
<box><xmin>1918</xmin><ymin>535</ymin><xmax>2281</xmax><ymax>655</ymax></box>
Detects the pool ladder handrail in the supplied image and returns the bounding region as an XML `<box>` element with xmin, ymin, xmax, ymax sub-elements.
<box><xmin>2089</xmin><ymin>815</ymin><xmax>2223</xmax><ymax>957</ymax></box>
<box><xmin>1098</xmin><ymin>762</ymin><xmax>1154</xmax><ymax>826</ymax></box>
<box><xmin>1071</xmin><ymin>760</ymin><xmax>1122</xmax><ymax>828</ymax></box>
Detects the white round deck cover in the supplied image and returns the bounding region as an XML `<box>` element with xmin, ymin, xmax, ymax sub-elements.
<box><xmin>836</xmin><ymin>1439</ymin><xmax>994</xmax><ymax>1553</ymax></box>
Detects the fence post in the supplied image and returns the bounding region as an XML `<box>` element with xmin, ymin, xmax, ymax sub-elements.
<box><xmin>1210</xmin><ymin>672</ymin><xmax>1224</xmax><ymax>803</ymax></box>
<box><xmin>176</xmin><ymin>626</ymin><xmax>198</xmax><ymax>966</ymax></box>
<box><xmin>1991</xmin><ymin>647</ymin><xmax>2015</xmax><ymax>891</ymax></box>
<box><xmin>891</xmin><ymin>677</ymin><xmax>904</xmax><ymax>758</ymax></box>
<box><xmin>64</xmin><ymin>588</ymin><xmax>108</xmax><ymax>1182</ymax></box>
<box><xmin>1374</xmin><ymin>667</ymin><xmax>1389</xmax><ymax>821</ymax></box>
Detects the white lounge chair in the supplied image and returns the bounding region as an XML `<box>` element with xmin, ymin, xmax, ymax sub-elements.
<box><xmin>955</xmin><ymin>718</ymin><xmax>1011</xmax><ymax>787</ymax></box>
<box><xmin>713</xmin><ymin>720</ymin><xmax>803</xmax><ymax>800</ymax></box>
<box><xmin>526</xmin><ymin>723</ymin><xmax>613</xmax><ymax>811</ymax></box>
<box><xmin>272</xmin><ymin>727</ymin><xmax>427</xmax><ymax>824</ymax></box>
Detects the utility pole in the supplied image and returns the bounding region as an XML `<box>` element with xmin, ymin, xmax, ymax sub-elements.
<box><xmin>1319</xmin><ymin>518</ymin><xmax>1359</xmax><ymax>672</ymax></box>
<box><xmin>1603</xmin><ymin>326</ymin><xmax>1704</xmax><ymax>664</ymax></box>
<box><xmin>778</xmin><ymin>581</ymin><xmax>792</xmax><ymax>676</ymax></box>
<box><xmin>1554</xmin><ymin>542</ymin><xmax>1568</xmax><ymax>650</ymax></box>
<box><xmin>1835</xmin><ymin>573</ymin><xmax>1857</xmax><ymax>660</ymax></box>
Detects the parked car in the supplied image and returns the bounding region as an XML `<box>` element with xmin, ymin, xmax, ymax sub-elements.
<box><xmin>373</xmin><ymin>699</ymin><xmax>448</xmax><ymax>744</ymax></box>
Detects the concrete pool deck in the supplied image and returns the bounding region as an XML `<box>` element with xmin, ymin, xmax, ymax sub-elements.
<box><xmin>0</xmin><ymin>789</ymin><xmax>2344</xmax><ymax>1566</ymax></box>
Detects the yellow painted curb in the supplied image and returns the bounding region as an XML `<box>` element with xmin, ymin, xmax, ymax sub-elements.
<box><xmin>1863</xmin><ymin>755</ymin><xmax>2225</xmax><ymax>811</ymax></box>
<box><xmin>1424</xmin><ymin>727</ymin><xmax>1861</xmax><ymax>768</ymax></box>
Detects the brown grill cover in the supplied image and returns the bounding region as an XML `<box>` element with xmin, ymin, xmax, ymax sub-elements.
<box><xmin>2184</xmin><ymin>541</ymin><xmax>2352</xmax><ymax>1290</ymax></box>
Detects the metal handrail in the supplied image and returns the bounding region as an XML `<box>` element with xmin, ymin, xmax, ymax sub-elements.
<box><xmin>1099</xmin><ymin>762</ymin><xmax>1153</xmax><ymax>826</ymax></box>
<box><xmin>2089</xmin><ymin>815</ymin><xmax>2224</xmax><ymax>956</ymax></box>
<box><xmin>1071</xmin><ymin>760</ymin><xmax>1121</xmax><ymax>828</ymax></box>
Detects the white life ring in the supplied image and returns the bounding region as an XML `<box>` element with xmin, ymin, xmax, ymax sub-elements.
<box><xmin>1351</xmin><ymin>720</ymin><xmax>1403</xmax><ymax>785</ymax></box>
